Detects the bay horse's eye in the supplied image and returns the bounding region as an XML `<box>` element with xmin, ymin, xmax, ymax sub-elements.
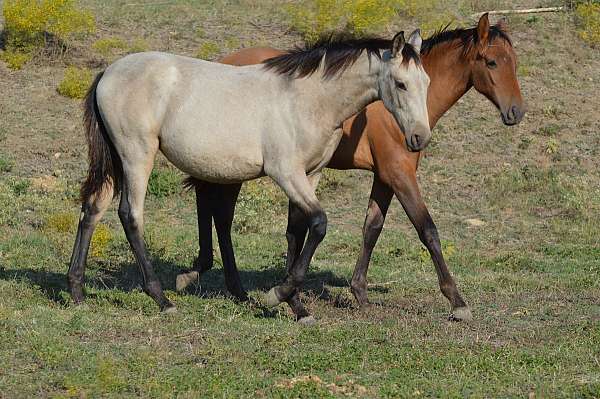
<box><xmin>395</xmin><ymin>81</ymin><xmax>407</xmax><ymax>90</ymax></box>
<box><xmin>486</xmin><ymin>59</ymin><xmax>498</xmax><ymax>69</ymax></box>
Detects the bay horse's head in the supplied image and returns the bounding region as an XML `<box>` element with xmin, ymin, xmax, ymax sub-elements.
<box><xmin>470</xmin><ymin>13</ymin><xmax>525</xmax><ymax>125</ymax></box>
<box><xmin>380</xmin><ymin>30</ymin><xmax>431</xmax><ymax>151</ymax></box>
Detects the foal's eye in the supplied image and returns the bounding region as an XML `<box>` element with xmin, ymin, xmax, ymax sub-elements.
<box><xmin>486</xmin><ymin>59</ymin><xmax>498</xmax><ymax>69</ymax></box>
<box><xmin>395</xmin><ymin>81</ymin><xmax>407</xmax><ymax>90</ymax></box>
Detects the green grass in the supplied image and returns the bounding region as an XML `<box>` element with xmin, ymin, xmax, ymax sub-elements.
<box><xmin>0</xmin><ymin>1</ymin><xmax>600</xmax><ymax>397</ymax></box>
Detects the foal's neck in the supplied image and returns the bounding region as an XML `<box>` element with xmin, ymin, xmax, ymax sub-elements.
<box><xmin>423</xmin><ymin>42</ymin><xmax>473</xmax><ymax>128</ymax></box>
<box><xmin>296</xmin><ymin>53</ymin><xmax>380</xmax><ymax>131</ymax></box>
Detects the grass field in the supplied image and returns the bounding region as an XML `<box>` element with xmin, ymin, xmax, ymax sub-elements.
<box><xmin>1</xmin><ymin>0</ymin><xmax>600</xmax><ymax>397</ymax></box>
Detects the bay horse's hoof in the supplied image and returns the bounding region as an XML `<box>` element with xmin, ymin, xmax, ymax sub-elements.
<box><xmin>297</xmin><ymin>315</ymin><xmax>317</xmax><ymax>326</ymax></box>
<box><xmin>176</xmin><ymin>271</ymin><xmax>199</xmax><ymax>292</ymax></box>
<box><xmin>263</xmin><ymin>287</ymin><xmax>283</xmax><ymax>307</ymax></box>
<box><xmin>449</xmin><ymin>306</ymin><xmax>472</xmax><ymax>322</ymax></box>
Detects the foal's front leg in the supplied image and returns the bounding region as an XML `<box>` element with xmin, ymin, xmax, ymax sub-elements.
<box><xmin>264</xmin><ymin>172</ymin><xmax>326</xmax><ymax>323</ymax></box>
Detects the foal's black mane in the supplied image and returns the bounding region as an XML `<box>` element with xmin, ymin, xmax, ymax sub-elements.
<box><xmin>421</xmin><ymin>23</ymin><xmax>512</xmax><ymax>56</ymax></box>
<box><xmin>263</xmin><ymin>34</ymin><xmax>420</xmax><ymax>79</ymax></box>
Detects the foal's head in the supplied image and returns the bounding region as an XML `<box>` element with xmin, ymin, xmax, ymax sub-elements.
<box><xmin>263</xmin><ymin>32</ymin><xmax>432</xmax><ymax>152</ymax></box>
<box><xmin>379</xmin><ymin>30</ymin><xmax>431</xmax><ymax>151</ymax></box>
<box><xmin>469</xmin><ymin>14</ymin><xmax>525</xmax><ymax>125</ymax></box>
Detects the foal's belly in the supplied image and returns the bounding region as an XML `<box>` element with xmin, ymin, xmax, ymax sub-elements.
<box><xmin>159</xmin><ymin>129</ymin><xmax>264</xmax><ymax>184</ymax></box>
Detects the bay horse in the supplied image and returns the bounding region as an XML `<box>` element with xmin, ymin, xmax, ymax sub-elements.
<box><xmin>67</xmin><ymin>30</ymin><xmax>433</xmax><ymax>322</ymax></box>
<box><xmin>178</xmin><ymin>14</ymin><xmax>525</xmax><ymax>321</ymax></box>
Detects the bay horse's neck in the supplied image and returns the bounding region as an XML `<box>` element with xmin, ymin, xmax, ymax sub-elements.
<box><xmin>423</xmin><ymin>42</ymin><xmax>474</xmax><ymax>128</ymax></box>
<box><xmin>293</xmin><ymin>53</ymin><xmax>380</xmax><ymax>131</ymax></box>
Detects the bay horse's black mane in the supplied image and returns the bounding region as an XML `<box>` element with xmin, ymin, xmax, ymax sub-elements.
<box><xmin>421</xmin><ymin>23</ymin><xmax>512</xmax><ymax>56</ymax></box>
<box><xmin>264</xmin><ymin>22</ymin><xmax>510</xmax><ymax>79</ymax></box>
<box><xmin>263</xmin><ymin>34</ymin><xmax>420</xmax><ymax>80</ymax></box>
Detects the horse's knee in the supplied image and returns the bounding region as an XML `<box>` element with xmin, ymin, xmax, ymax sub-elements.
<box><xmin>420</xmin><ymin>220</ymin><xmax>440</xmax><ymax>251</ymax></box>
<box><xmin>310</xmin><ymin>211</ymin><xmax>327</xmax><ymax>240</ymax></box>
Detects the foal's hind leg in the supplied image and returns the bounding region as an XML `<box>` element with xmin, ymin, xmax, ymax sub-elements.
<box><xmin>118</xmin><ymin>153</ymin><xmax>175</xmax><ymax>312</ymax></box>
<box><xmin>392</xmin><ymin>172</ymin><xmax>471</xmax><ymax>321</ymax></box>
<box><xmin>264</xmin><ymin>172</ymin><xmax>325</xmax><ymax>322</ymax></box>
<box><xmin>68</xmin><ymin>183</ymin><xmax>114</xmax><ymax>303</ymax></box>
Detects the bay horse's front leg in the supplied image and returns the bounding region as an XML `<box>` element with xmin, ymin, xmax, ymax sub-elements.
<box><xmin>350</xmin><ymin>176</ymin><xmax>394</xmax><ymax>307</ymax></box>
<box><xmin>264</xmin><ymin>172</ymin><xmax>325</xmax><ymax>324</ymax></box>
<box><xmin>392</xmin><ymin>171</ymin><xmax>471</xmax><ymax>321</ymax></box>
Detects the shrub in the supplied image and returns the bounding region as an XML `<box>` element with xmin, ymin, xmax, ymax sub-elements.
<box><xmin>196</xmin><ymin>41</ymin><xmax>220</xmax><ymax>60</ymax></box>
<box><xmin>90</xmin><ymin>224</ymin><xmax>112</xmax><ymax>258</ymax></box>
<box><xmin>0</xmin><ymin>50</ymin><xmax>32</xmax><ymax>70</ymax></box>
<box><xmin>0</xmin><ymin>154</ymin><xmax>14</xmax><ymax>173</ymax></box>
<box><xmin>11</xmin><ymin>179</ymin><xmax>30</xmax><ymax>195</ymax></box>
<box><xmin>44</xmin><ymin>212</ymin><xmax>77</xmax><ymax>233</ymax></box>
<box><xmin>92</xmin><ymin>37</ymin><xmax>127</xmax><ymax>58</ymax></box>
<box><xmin>128</xmin><ymin>38</ymin><xmax>149</xmax><ymax>54</ymax></box>
<box><xmin>2</xmin><ymin>0</ymin><xmax>95</xmax><ymax>55</ymax></box>
<box><xmin>147</xmin><ymin>167</ymin><xmax>181</xmax><ymax>198</ymax></box>
<box><xmin>576</xmin><ymin>2</ymin><xmax>600</xmax><ymax>46</ymax></box>
<box><xmin>57</xmin><ymin>66</ymin><xmax>92</xmax><ymax>99</ymax></box>
<box><xmin>286</xmin><ymin>0</ymin><xmax>406</xmax><ymax>42</ymax></box>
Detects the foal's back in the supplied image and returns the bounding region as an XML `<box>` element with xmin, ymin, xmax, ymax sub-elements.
<box><xmin>96</xmin><ymin>51</ymin><xmax>288</xmax><ymax>183</ymax></box>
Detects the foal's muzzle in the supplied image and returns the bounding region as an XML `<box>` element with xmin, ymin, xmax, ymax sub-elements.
<box><xmin>406</xmin><ymin>125</ymin><xmax>432</xmax><ymax>152</ymax></box>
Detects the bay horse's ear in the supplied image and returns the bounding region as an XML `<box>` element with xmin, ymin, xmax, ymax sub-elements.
<box><xmin>477</xmin><ymin>13</ymin><xmax>490</xmax><ymax>54</ymax></box>
<box><xmin>407</xmin><ymin>29</ymin><xmax>422</xmax><ymax>54</ymax></box>
<box><xmin>391</xmin><ymin>31</ymin><xmax>405</xmax><ymax>58</ymax></box>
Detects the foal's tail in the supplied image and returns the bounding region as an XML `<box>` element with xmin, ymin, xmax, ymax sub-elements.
<box><xmin>80</xmin><ymin>71</ymin><xmax>123</xmax><ymax>202</ymax></box>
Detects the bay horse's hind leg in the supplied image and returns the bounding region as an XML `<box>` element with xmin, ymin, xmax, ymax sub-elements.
<box><xmin>118</xmin><ymin>154</ymin><xmax>175</xmax><ymax>312</ymax></box>
<box><xmin>194</xmin><ymin>182</ymin><xmax>215</xmax><ymax>274</ymax></box>
<box><xmin>264</xmin><ymin>172</ymin><xmax>325</xmax><ymax>323</ymax></box>
<box><xmin>213</xmin><ymin>183</ymin><xmax>246</xmax><ymax>301</ymax></box>
<box><xmin>68</xmin><ymin>183</ymin><xmax>114</xmax><ymax>303</ymax></box>
<box><xmin>393</xmin><ymin>172</ymin><xmax>471</xmax><ymax>321</ymax></box>
<box><xmin>176</xmin><ymin>181</ymin><xmax>215</xmax><ymax>292</ymax></box>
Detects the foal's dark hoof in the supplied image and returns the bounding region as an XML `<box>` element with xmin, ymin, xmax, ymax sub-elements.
<box><xmin>448</xmin><ymin>306</ymin><xmax>472</xmax><ymax>322</ymax></box>
<box><xmin>176</xmin><ymin>271</ymin><xmax>199</xmax><ymax>292</ymax></box>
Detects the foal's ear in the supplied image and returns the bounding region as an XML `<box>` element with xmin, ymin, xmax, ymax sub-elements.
<box><xmin>391</xmin><ymin>31</ymin><xmax>405</xmax><ymax>58</ymax></box>
<box><xmin>407</xmin><ymin>29</ymin><xmax>422</xmax><ymax>54</ymax></box>
<box><xmin>477</xmin><ymin>13</ymin><xmax>490</xmax><ymax>54</ymax></box>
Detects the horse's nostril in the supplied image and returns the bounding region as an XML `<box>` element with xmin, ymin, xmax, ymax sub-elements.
<box><xmin>412</xmin><ymin>134</ymin><xmax>421</xmax><ymax>149</ymax></box>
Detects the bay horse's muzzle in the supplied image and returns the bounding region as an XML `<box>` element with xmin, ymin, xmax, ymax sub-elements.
<box><xmin>501</xmin><ymin>104</ymin><xmax>525</xmax><ymax>126</ymax></box>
